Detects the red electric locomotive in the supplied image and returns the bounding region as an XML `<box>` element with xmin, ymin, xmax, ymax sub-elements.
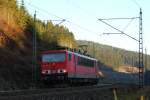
<box><xmin>40</xmin><ymin>49</ymin><xmax>99</xmax><ymax>84</ymax></box>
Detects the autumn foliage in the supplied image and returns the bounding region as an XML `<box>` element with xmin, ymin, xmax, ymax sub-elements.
<box><xmin>0</xmin><ymin>0</ymin><xmax>76</xmax><ymax>90</ymax></box>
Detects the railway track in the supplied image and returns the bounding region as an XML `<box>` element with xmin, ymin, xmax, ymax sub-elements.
<box><xmin>0</xmin><ymin>84</ymin><xmax>114</xmax><ymax>100</ymax></box>
<box><xmin>0</xmin><ymin>83</ymin><xmax>139</xmax><ymax>100</ymax></box>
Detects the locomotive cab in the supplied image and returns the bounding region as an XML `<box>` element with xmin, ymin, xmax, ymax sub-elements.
<box><xmin>41</xmin><ymin>50</ymin><xmax>68</xmax><ymax>82</ymax></box>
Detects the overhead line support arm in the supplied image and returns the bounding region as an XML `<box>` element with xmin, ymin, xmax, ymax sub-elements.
<box><xmin>98</xmin><ymin>19</ymin><xmax>139</xmax><ymax>42</ymax></box>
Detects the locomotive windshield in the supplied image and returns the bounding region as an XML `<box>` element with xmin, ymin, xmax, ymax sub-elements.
<box><xmin>42</xmin><ymin>53</ymin><xmax>65</xmax><ymax>62</ymax></box>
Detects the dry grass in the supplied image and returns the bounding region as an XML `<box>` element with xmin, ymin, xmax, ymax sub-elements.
<box><xmin>116</xmin><ymin>66</ymin><xmax>139</xmax><ymax>73</ymax></box>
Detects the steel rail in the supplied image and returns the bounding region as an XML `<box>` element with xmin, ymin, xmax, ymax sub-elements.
<box><xmin>0</xmin><ymin>84</ymin><xmax>139</xmax><ymax>100</ymax></box>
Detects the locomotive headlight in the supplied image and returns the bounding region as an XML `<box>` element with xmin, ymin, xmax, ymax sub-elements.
<box><xmin>42</xmin><ymin>70</ymin><xmax>46</xmax><ymax>74</ymax></box>
<box><xmin>63</xmin><ymin>69</ymin><xmax>67</xmax><ymax>73</ymax></box>
<box><xmin>42</xmin><ymin>70</ymin><xmax>51</xmax><ymax>74</ymax></box>
<box><xmin>57</xmin><ymin>69</ymin><xmax>67</xmax><ymax>73</ymax></box>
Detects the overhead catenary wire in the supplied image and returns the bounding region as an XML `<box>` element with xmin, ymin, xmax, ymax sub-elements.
<box><xmin>131</xmin><ymin>0</ymin><xmax>141</xmax><ymax>9</ymax></box>
<box><xmin>23</xmin><ymin>0</ymin><xmax>100</xmax><ymax>35</ymax></box>
<box><xmin>122</xmin><ymin>18</ymin><xmax>135</xmax><ymax>31</ymax></box>
<box><xmin>99</xmin><ymin>17</ymin><xmax>139</xmax><ymax>34</ymax></box>
<box><xmin>21</xmin><ymin>0</ymin><xmax>141</xmax><ymax>42</ymax></box>
<box><xmin>18</xmin><ymin>1</ymin><xmax>55</xmax><ymax>21</ymax></box>
<box><xmin>65</xmin><ymin>0</ymin><xmax>105</xmax><ymax>35</ymax></box>
<box><xmin>66</xmin><ymin>20</ymin><xmax>98</xmax><ymax>35</ymax></box>
<box><xmin>68</xmin><ymin>0</ymin><xmax>141</xmax><ymax>38</ymax></box>
<box><xmin>24</xmin><ymin>0</ymin><xmax>64</xmax><ymax>20</ymax></box>
<box><xmin>67</xmin><ymin>0</ymin><xmax>99</xmax><ymax>20</ymax></box>
<box><xmin>99</xmin><ymin>17</ymin><xmax>139</xmax><ymax>20</ymax></box>
<box><xmin>98</xmin><ymin>19</ymin><xmax>139</xmax><ymax>42</ymax></box>
<box><xmin>23</xmin><ymin>5</ymin><xmax>66</xmax><ymax>25</ymax></box>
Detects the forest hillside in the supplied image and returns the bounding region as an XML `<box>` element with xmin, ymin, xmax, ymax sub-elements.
<box><xmin>0</xmin><ymin>0</ymin><xmax>76</xmax><ymax>90</ymax></box>
<box><xmin>0</xmin><ymin>0</ymin><xmax>149</xmax><ymax>90</ymax></box>
<box><xmin>77</xmin><ymin>40</ymin><xmax>150</xmax><ymax>71</ymax></box>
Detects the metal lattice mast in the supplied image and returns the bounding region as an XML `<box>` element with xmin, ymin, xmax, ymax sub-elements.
<box><xmin>98</xmin><ymin>8</ymin><xmax>144</xmax><ymax>88</ymax></box>
<box><xmin>139</xmin><ymin>8</ymin><xmax>144</xmax><ymax>88</ymax></box>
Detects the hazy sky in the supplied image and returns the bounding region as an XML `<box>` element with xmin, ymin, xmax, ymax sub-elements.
<box><xmin>17</xmin><ymin>0</ymin><xmax>150</xmax><ymax>54</ymax></box>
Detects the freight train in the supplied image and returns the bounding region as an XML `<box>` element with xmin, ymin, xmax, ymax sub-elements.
<box><xmin>40</xmin><ymin>49</ymin><xmax>99</xmax><ymax>85</ymax></box>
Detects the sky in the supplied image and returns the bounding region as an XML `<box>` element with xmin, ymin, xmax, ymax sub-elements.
<box><xmin>17</xmin><ymin>0</ymin><xmax>150</xmax><ymax>54</ymax></box>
